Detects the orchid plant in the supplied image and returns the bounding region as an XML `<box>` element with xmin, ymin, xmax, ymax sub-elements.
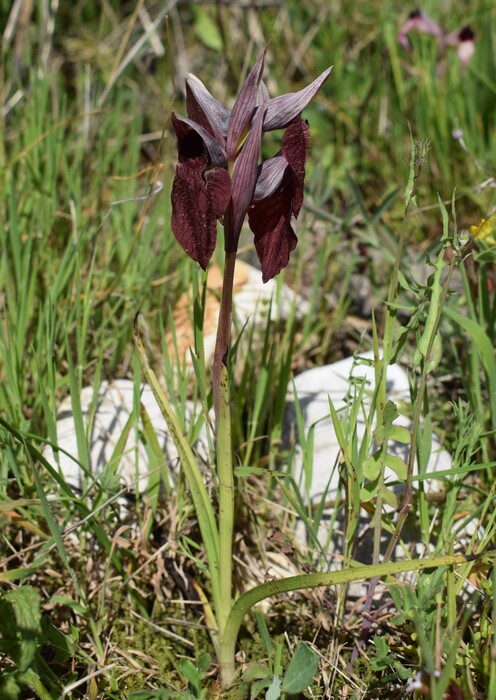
<box><xmin>170</xmin><ymin>50</ymin><xmax>331</xmax><ymax>418</ymax></box>
<box><xmin>133</xmin><ymin>51</ymin><xmax>474</xmax><ymax>688</ymax></box>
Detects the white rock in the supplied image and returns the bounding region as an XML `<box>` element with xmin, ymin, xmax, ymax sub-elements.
<box><xmin>285</xmin><ymin>350</ymin><xmax>452</xmax><ymax>504</ymax></box>
<box><xmin>233</xmin><ymin>263</ymin><xmax>310</xmax><ymax>327</ymax></box>
<box><xmin>284</xmin><ymin>351</ymin><xmax>459</xmax><ymax>583</ymax></box>
<box><xmin>43</xmin><ymin>380</ymin><xmax>209</xmax><ymax>493</ymax></box>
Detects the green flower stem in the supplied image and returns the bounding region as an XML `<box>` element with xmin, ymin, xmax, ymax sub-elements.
<box><xmin>217</xmin><ymin>361</ymin><xmax>234</xmax><ymax>635</ymax></box>
<box><xmin>218</xmin><ymin>552</ymin><xmax>490</xmax><ymax>687</ymax></box>
<box><xmin>213</xmin><ymin>247</ymin><xmax>236</xmax><ymax>683</ymax></box>
<box><xmin>211</xmin><ymin>247</ymin><xmax>236</xmax><ymax>650</ymax></box>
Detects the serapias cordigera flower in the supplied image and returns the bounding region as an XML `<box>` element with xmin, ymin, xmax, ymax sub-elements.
<box><xmin>170</xmin><ymin>51</ymin><xmax>332</xmax><ymax>282</ymax></box>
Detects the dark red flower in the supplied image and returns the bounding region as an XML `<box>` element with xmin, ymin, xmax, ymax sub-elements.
<box><xmin>249</xmin><ymin>120</ymin><xmax>310</xmax><ymax>282</ymax></box>
<box><xmin>171</xmin><ymin>52</ymin><xmax>266</xmax><ymax>268</ymax></box>
<box><xmin>171</xmin><ymin>114</ymin><xmax>231</xmax><ymax>269</ymax></box>
<box><xmin>170</xmin><ymin>52</ymin><xmax>332</xmax><ymax>280</ymax></box>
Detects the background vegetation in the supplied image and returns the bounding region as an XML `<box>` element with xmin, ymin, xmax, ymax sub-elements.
<box><xmin>0</xmin><ymin>1</ymin><xmax>495</xmax><ymax>698</ymax></box>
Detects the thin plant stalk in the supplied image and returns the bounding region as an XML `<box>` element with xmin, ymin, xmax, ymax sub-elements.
<box><xmin>216</xmin><ymin>360</ymin><xmax>234</xmax><ymax>634</ymax></box>
<box><xmin>213</xmin><ymin>245</ymin><xmax>237</xmax><ymax>635</ymax></box>
<box><xmin>213</xmin><ymin>248</ymin><xmax>237</xmax><ymax>419</ymax></box>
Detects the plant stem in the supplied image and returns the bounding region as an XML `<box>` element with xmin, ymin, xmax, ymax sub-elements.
<box><xmin>212</xmin><ymin>247</ymin><xmax>236</xmax><ymax>671</ymax></box>
<box><xmin>217</xmin><ymin>361</ymin><xmax>234</xmax><ymax>635</ymax></box>
<box><xmin>213</xmin><ymin>249</ymin><xmax>237</xmax><ymax>421</ymax></box>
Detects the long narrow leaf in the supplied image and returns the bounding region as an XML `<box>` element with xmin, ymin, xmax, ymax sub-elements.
<box><xmin>133</xmin><ymin>314</ymin><xmax>221</xmax><ymax>621</ymax></box>
<box><xmin>445</xmin><ymin>305</ymin><xmax>496</xmax><ymax>431</ymax></box>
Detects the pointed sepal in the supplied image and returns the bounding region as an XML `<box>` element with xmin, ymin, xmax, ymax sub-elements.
<box><xmin>186</xmin><ymin>73</ymin><xmax>230</xmax><ymax>143</ymax></box>
<box><xmin>227</xmin><ymin>50</ymin><xmax>266</xmax><ymax>160</ymax></box>
<box><xmin>263</xmin><ymin>66</ymin><xmax>333</xmax><ymax>131</ymax></box>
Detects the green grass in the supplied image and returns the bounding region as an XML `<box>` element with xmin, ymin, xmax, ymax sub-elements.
<box><xmin>1</xmin><ymin>1</ymin><xmax>496</xmax><ymax>698</ymax></box>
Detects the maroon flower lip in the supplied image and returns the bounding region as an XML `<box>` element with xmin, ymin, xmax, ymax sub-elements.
<box><xmin>170</xmin><ymin>51</ymin><xmax>332</xmax><ymax>282</ymax></box>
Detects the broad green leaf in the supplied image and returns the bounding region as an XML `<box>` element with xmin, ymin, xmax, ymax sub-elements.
<box><xmin>0</xmin><ymin>672</ymin><xmax>22</xmax><ymax>700</ymax></box>
<box><xmin>197</xmin><ymin>652</ymin><xmax>211</xmax><ymax>672</ymax></box>
<box><xmin>384</xmin><ymin>401</ymin><xmax>399</xmax><ymax>424</ymax></box>
<box><xmin>282</xmin><ymin>642</ymin><xmax>318</xmax><ymax>693</ymax></box>
<box><xmin>16</xmin><ymin>669</ymin><xmax>52</xmax><ymax>700</ymax></box>
<box><xmin>374</xmin><ymin>401</ymin><xmax>410</xmax><ymax>444</ymax></box>
<box><xmin>241</xmin><ymin>663</ymin><xmax>270</xmax><ymax>683</ymax></box>
<box><xmin>360</xmin><ymin>481</ymin><xmax>378</xmax><ymax>502</ymax></box>
<box><xmin>224</xmin><ymin>553</ymin><xmax>491</xmax><ymax>647</ymax></box>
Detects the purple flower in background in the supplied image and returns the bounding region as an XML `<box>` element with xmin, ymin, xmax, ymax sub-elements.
<box><xmin>397</xmin><ymin>9</ymin><xmax>442</xmax><ymax>52</ymax></box>
<box><xmin>171</xmin><ymin>51</ymin><xmax>332</xmax><ymax>282</ymax></box>
<box><xmin>397</xmin><ymin>9</ymin><xmax>475</xmax><ymax>71</ymax></box>
<box><xmin>445</xmin><ymin>26</ymin><xmax>476</xmax><ymax>67</ymax></box>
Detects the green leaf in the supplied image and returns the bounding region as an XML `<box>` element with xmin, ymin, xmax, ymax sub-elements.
<box><xmin>384</xmin><ymin>453</ymin><xmax>408</xmax><ymax>480</ymax></box>
<box><xmin>179</xmin><ymin>658</ymin><xmax>200</xmax><ymax>690</ymax></box>
<box><xmin>444</xmin><ymin>305</ymin><xmax>496</xmax><ymax>431</ymax></box>
<box><xmin>0</xmin><ymin>671</ymin><xmax>22</xmax><ymax>700</ymax></box>
<box><xmin>197</xmin><ymin>652</ymin><xmax>211</xmax><ymax>673</ymax></box>
<box><xmin>141</xmin><ymin>401</ymin><xmax>171</xmax><ymax>509</ymax></box>
<box><xmin>281</xmin><ymin>643</ymin><xmax>318</xmax><ymax>693</ymax></box>
<box><xmin>128</xmin><ymin>691</ymin><xmax>172</xmax><ymax>700</ymax></box>
<box><xmin>134</xmin><ymin>315</ymin><xmax>221</xmax><ymax>623</ymax></box>
<box><xmin>41</xmin><ymin>618</ymin><xmax>77</xmax><ymax>662</ymax></box>
<box><xmin>360</xmin><ymin>479</ymin><xmax>378</xmax><ymax>502</ymax></box>
<box><xmin>374</xmin><ymin>401</ymin><xmax>410</xmax><ymax>444</ymax></box>
<box><xmin>16</xmin><ymin>669</ymin><xmax>52</xmax><ymax>700</ymax></box>
<box><xmin>363</xmin><ymin>453</ymin><xmax>381</xmax><ymax>480</ymax></box>
<box><xmin>255</xmin><ymin>610</ymin><xmax>273</xmax><ymax>656</ymax></box>
<box><xmin>50</xmin><ymin>595</ymin><xmax>88</xmax><ymax>617</ymax></box>
<box><xmin>0</xmin><ymin>586</ymin><xmax>42</xmax><ymax>671</ymax></box>
<box><xmin>384</xmin><ymin>401</ymin><xmax>399</xmax><ymax>424</ymax></box>
<box><xmin>375</xmin><ymin>424</ymin><xmax>410</xmax><ymax>444</ymax></box>
<box><xmin>373</xmin><ymin>635</ymin><xmax>388</xmax><ymax>656</ymax></box>
<box><xmin>242</xmin><ymin>664</ymin><xmax>270</xmax><ymax>684</ymax></box>
<box><xmin>192</xmin><ymin>7</ymin><xmax>223</xmax><ymax>51</ymax></box>
<box><xmin>250</xmin><ymin>677</ymin><xmax>271</xmax><ymax>699</ymax></box>
<box><xmin>379</xmin><ymin>484</ymin><xmax>399</xmax><ymax>509</ymax></box>
<box><xmin>265</xmin><ymin>676</ymin><xmax>281</xmax><ymax>700</ymax></box>
<box><xmin>235</xmin><ymin>466</ymin><xmax>272</xmax><ymax>477</ymax></box>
